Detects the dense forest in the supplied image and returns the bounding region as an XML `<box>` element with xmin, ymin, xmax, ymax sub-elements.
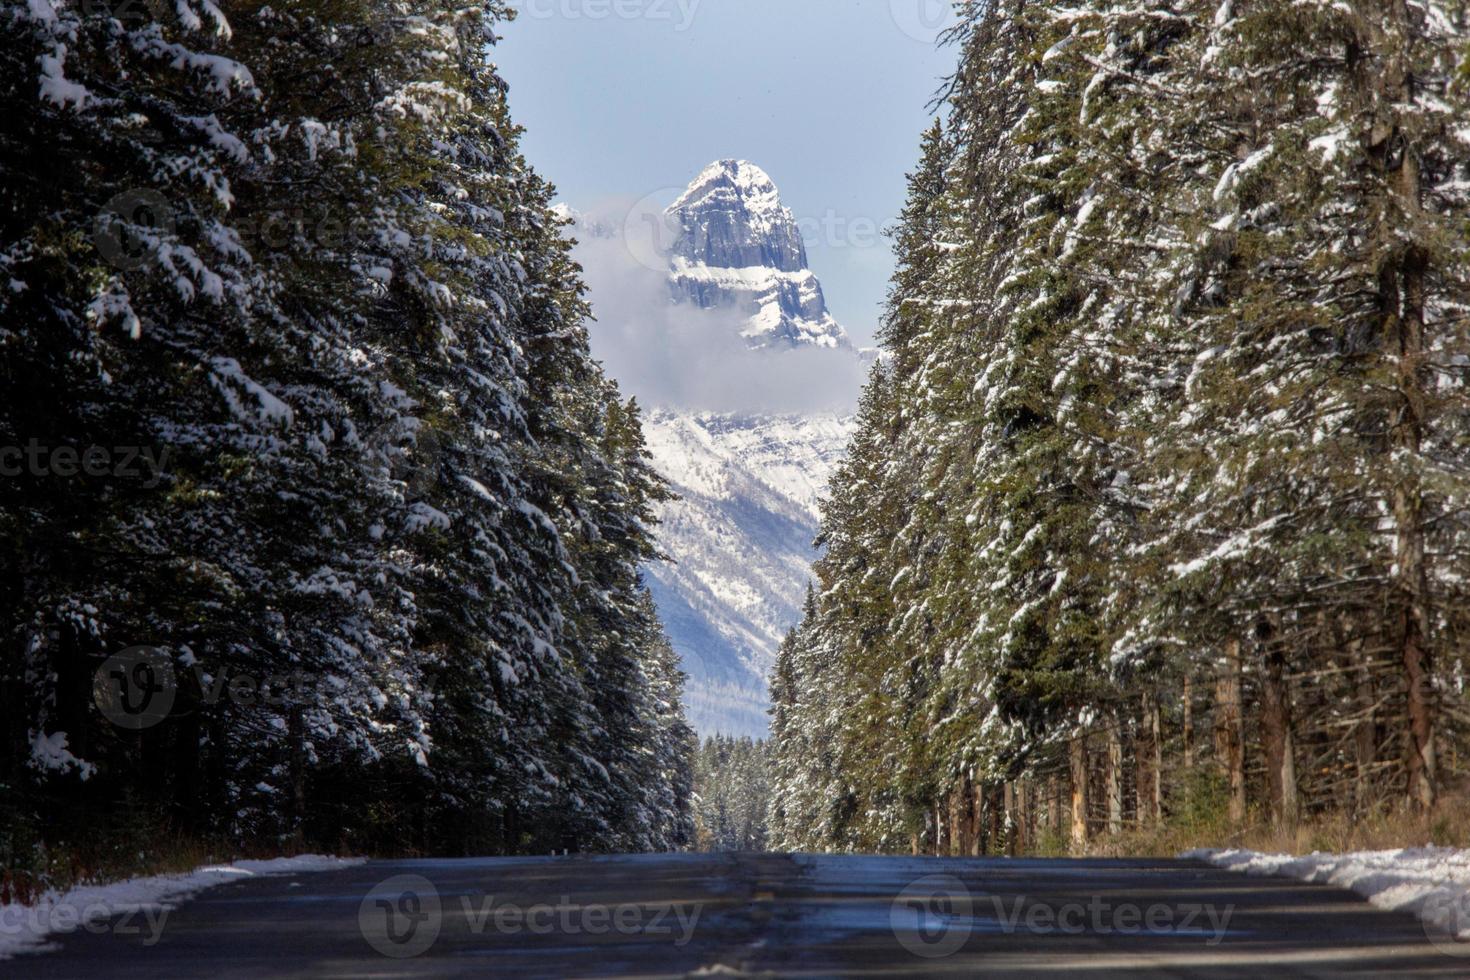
<box><xmin>692</xmin><ymin>735</ymin><xmax>770</xmax><ymax>851</ymax></box>
<box><xmin>770</xmin><ymin>0</ymin><xmax>1470</xmax><ymax>854</ymax></box>
<box><xmin>0</xmin><ymin>0</ymin><xmax>694</xmax><ymax>873</ymax></box>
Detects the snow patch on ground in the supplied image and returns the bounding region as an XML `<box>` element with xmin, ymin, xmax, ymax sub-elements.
<box><xmin>0</xmin><ymin>855</ymin><xmax>363</xmax><ymax>961</ymax></box>
<box><xmin>1187</xmin><ymin>846</ymin><xmax>1470</xmax><ymax>941</ymax></box>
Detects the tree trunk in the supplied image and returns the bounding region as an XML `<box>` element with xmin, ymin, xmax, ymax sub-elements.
<box><xmin>1105</xmin><ymin>719</ymin><xmax>1123</xmax><ymax>836</ymax></box>
<box><xmin>973</xmin><ymin>778</ymin><xmax>985</xmax><ymax>856</ymax></box>
<box><xmin>957</xmin><ymin>772</ymin><xmax>976</xmax><ymax>856</ymax></box>
<box><xmin>1137</xmin><ymin>691</ymin><xmax>1163</xmax><ymax>828</ymax></box>
<box><xmin>987</xmin><ymin>783</ymin><xmax>1004</xmax><ymax>856</ymax></box>
<box><xmin>1392</xmin><ymin>186</ymin><xmax>1437</xmax><ymax>812</ymax></box>
<box><xmin>1001</xmin><ymin>780</ymin><xmax>1015</xmax><ymax>856</ymax></box>
<box><xmin>947</xmin><ymin>788</ymin><xmax>961</xmax><ymax>856</ymax></box>
<box><xmin>1353</xmin><ymin>645</ymin><xmax>1378</xmax><ymax>816</ymax></box>
<box><xmin>287</xmin><ymin>704</ymin><xmax>309</xmax><ymax>846</ymax></box>
<box><xmin>1258</xmin><ymin>620</ymin><xmax>1300</xmax><ymax>827</ymax></box>
<box><xmin>1182</xmin><ymin>676</ymin><xmax>1194</xmax><ymax>771</ymax></box>
<box><xmin>1214</xmin><ymin>640</ymin><xmax>1247</xmax><ymax>826</ymax></box>
<box><xmin>1046</xmin><ymin>775</ymin><xmax>1058</xmax><ymax>846</ymax></box>
<box><xmin>1017</xmin><ymin>777</ymin><xmax>1032</xmax><ymax>853</ymax></box>
<box><xmin>1069</xmin><ymin>735</ymin><xmax>1088</xmax><ymax>851</ymax></box>
<box><xmin>1374</xmin><ymin>0</ymin><xmax>1437</xmax><ymax>813</ymax></box>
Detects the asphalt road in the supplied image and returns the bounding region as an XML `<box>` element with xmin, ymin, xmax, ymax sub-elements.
<box><xmin>9</xmin><ymin>853</ymin><xmax>1467</xmax><ymax>978</ymax></box>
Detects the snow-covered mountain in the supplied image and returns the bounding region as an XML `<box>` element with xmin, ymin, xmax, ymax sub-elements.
<box><xmin>559</xmin><ymin>161</ymin><xmax>861</xmax><ymax>737</ymax></box>
<box><xmin>641</xmin><ymin>411</ymin><xmax>852</xmax><ymax>737</ymax></box>
<box><xmin>666</xmin><ymin>160</ymin><xmax>849</xmax><ymax>351</ymax></box>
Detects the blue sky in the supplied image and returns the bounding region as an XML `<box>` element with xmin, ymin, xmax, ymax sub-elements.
<box><xmin>492</xmin><ymin>0</ymin><xmax>957</xmax><ymax>346</ymax></box>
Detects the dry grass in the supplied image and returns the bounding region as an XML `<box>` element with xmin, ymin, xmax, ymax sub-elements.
<box><xmin>1081</xmin><ymin>795</ymin><xmax>1470</xmax><ymax>859</ymax></box>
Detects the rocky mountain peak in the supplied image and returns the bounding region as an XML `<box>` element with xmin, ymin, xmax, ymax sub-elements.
<box><xmin>665</xmin><ymin>160</ymin><xmax>849</xmax><ymax>351</ymax></box>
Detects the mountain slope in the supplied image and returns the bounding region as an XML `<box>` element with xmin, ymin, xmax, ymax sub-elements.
<box><xmin>642</xmin><ymin>411</ymin><xmax>853</xmax><ymax>737</ymax></box>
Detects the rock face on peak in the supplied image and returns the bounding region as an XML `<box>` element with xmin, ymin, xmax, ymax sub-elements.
<box><xmin>665</xmin><ymin>160</ymin><xmax>849</xmax><ymax>351</ymax></box>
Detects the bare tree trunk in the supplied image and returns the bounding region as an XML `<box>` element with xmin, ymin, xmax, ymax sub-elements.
<box><xmin>1258</xmin><ymin>620</ymin><xmax>1300</xmax><ymax>827</ymax></box>
<box><xmin>1214</xmin><ymin>640</ymin><xmax>1247</xmax><ymax>826</ymax></box>
<box><xmin>1070</xmin><ymin>735</ymin><xmax>1089</xmax><ymax>851</ymax></box>
<box><xmin>1106</xmin><ymin>719</ymin><xmax>1123</xmax><ymax>836</ymax></box>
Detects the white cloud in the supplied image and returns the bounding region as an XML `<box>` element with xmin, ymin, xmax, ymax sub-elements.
<box><xmin>568</xmin><ymin>198</ymin><xmax>868</xmax><ymax>415</ymax></box>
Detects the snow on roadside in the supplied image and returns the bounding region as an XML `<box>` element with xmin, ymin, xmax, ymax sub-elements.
<box><xmin>0</xmin><ymin>855</ymin><xmax>364</xmax><ymax>961</ymax></box>
<box><xmin>1187</xmin><ymin>846</ymin><xmax>1470</xmax><ymax>941</ymax></box>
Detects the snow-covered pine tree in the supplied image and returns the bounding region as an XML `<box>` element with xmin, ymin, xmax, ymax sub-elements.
<box><xmin>1</xmin><ymin>0</ymin><xmax>693</xmax><ymax>860</ymax></box>
<box><xmin>1157</xmin><ymin>0</ymin><xmax>1470</xmax><ymax>818</ymax></box>
<box><xmin>770</xmin><ymin>0</ymin><xmax>1470</xmax><ymax>851</ymax></box>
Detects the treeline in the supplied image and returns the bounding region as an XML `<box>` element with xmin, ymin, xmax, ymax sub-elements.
<box><xmin>770</xmin><ymin>0</ymin><xmax>1470</xmax><ymax>854</ymax></box>
<box><xmin>692</xmin><ymin>736</ymin><xmax>770</xmax><ymax>851</ymax></box>
<box><xmin>0</xmin><ymin>0</ymin><xmax>693</xmax><ymax>866</ymax></box>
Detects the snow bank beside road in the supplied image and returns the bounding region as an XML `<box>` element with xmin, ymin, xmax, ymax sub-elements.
<box><xmin>0</xmin><ymin>855</ymin><xmax>363</xmax><ymax>961</ymax></box>
<box><xmin>1187</xmin><ymin>846</ymin><xmax>1470</xmax><ymax>943</ymax></box>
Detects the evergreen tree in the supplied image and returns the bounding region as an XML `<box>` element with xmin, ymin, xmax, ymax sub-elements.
<box><xmin>1</xmin><ymin>0</ymin><xmax>694</xmax><ymax>863</ymax></box>
<box><xmin>770</xmin><ymin>0</ymin><xmax>1470</xmax><ymax>853</ymax></box>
